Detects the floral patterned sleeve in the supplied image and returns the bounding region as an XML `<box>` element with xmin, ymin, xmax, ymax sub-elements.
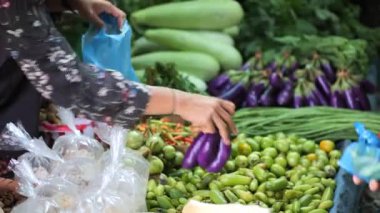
<box><xmin>0</xmin><ymin>0</ymin><xmax>150</xmax><ymax>128</ymax></box>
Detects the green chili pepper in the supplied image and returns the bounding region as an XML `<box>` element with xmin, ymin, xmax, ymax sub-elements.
<box><xmin>219</xmin><ymin>174</ymin><xmax>252</xmax><ymax>187</ymax></box>
<box><xmin>186</xmin><ymin>183</ymin><xmax>197</xmax><ymax>192</ymax></box>
<box><xmin>233</xmin><ymin>185</ymin><xmax>248</xmax><ymax>191</ymax></box>
<box><xmin>293</xmin><ymin>184</ymin><xmax>312</xmax><ymax>191</ymax></box>
<box><xmin>300</xmin><ymin>206</ymin><xmax>314</xmax><ymax>213</ymax></box>
<box><xmin>270</xmin><ymin>164</ymin><xmax>286</xmax><ymax>177</ymax></box>
<box><xmin>191</xmin><ymin>195</ymin><xmax>203</xmax><ymax>201</ymax></box>
<box><xmin>318</xmin><ymin>200</ymin><xmax>334</xmax><ymax>209</ymax></box>
<box><xmin>254</xmin><ymin>192</ymin><xmax>268</xmax><ymax>204</ymax></box>
<box><xmin>321</xmin><ymin>187</ymin><xmax>333</xmax><ymax>201</ymax></box>
<box><xmin>272</xmin><ymin>202</ymin><xmax>283</xmax><ymax>213</ymax></box>
<box><xmin>210</xmin><ymin>189</ymin><xmax>227</xmax><ymax>204</ymax></box>
<box><xmin>249</xmin><ymin>178</ymin><xmax>259</xmax><ymax>191</ymax></box>
<box><xmin>179</xmin><ymin>198</ymin><xmax>188</xmax><ymax>205</ymax></box>
<box><xmin>266</xmin><ymin>177</ymin><xmax>288</xmax><ymax>192</ymax></box>
<box><xmin>193</xmin><ymin>190</ymin><xmax>211</xmax><ymax>198</ymax></box>
<box><xmin>284</xmin><ymin>190</ymin><xmax>303</xmax><ymax>200</ymax></box>
<box><xmin>175</xmin><ymin>181</ymin><xmax>187</xmax><ymax>193</ymax></box>
<box><xmin>157</xmin><ymin>196</ymin><xmax>174</xmax><ymax>209</ymax></box>
<box><xmin>292</xmin><ymin>200</ymin><xmax>301</xmax><ymax>213</ymax></box>
<box><xmin>308</xmin><ymin>200</ymin><xmax>320</xmax><ymax>208</ymax></box>
<box><xmin>224</xmin><ymin>189</ymin><xmax>239</xmax><ymax>203</ymax></box>
<box><xmin>299</xmin><ymin>194</ymin><xmax>313</xmax><ymax>207</ymax></box>
<box><xmin>253</xmin><ymin>165</ymin><xmax>268</xmax><ymax>182</ymax></box>
<box><xmin>209</xmin><ymin>181</ymin><xmax>220</xmax><ymax>191</ymax></box>
<box><xmin>233</xmin><ymin>189</ymin><xmax>255</xmax><ymax>202</ymax></box>
<box><xmin>257</xmin><ymin>182</ymin><xmax>267</xmax><ymax>192</ymax></box>
<box><xmin>305</xmin><ymin>187</ymin><xmax>320</xmax><ymax>195</ymax></box>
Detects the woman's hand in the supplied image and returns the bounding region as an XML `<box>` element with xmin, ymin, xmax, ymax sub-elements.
<box><xmin>174</xmin><ymin>90</ymin><xmax>238</xmax><ymax>144</ymax></box>
<box><xmin>353</xmin><ymin>176</ymin><xmax>380</xmax><ymax>191</ymax></box>
<box><xmin>69</xmin><ymin>0</ymin><xmax>126</xmax><ymax>28</ymax></box>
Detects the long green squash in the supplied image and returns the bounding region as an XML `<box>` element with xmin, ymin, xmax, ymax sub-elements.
<box><xmin>132</xmin><ymin>51</ymin><xmax>220</xmax><ymax>81</ymax></box>
<box><xmin>132</xmin><ymin>37</ymin><xmax>171</xmax><ymax>56</ymax></box>
<box><xmin>189</xmin><ymin>31</ymin><xmax>234</xmax><ymax>46</ymax></box>
<box><xmin>131</xmin><ymin>1</ymin><xmax>244</xmax><ymax>30</ymax></box>
<box><xmin>145</xmin><ymin>29</ymin><xmax>242</xmax><ymax>70</ymax></box>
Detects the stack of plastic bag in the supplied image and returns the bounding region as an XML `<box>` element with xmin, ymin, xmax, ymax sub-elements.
<box><xmin>339</xmin><ymin>122</ymin><xmax>380</xmax><ymax>182</ymax></box>
<box><xmin>3</xmin><ymin>108</ymin><xmax>149</xmax><ymax>213</ymax></box>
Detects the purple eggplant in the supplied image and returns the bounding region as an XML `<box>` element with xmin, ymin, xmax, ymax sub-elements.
<box><xmin>218</xmin><ymin>82</ymin><xmax>247</xmax><ymax>108</ymax></box>
<box><xmin>197</xmin><ymin>133</ymin><xmax>220</xmax><ymax>168</ymax></box>
<box><xmin>253</xmin><ymin>82</ymin><xmax>266</xmax><ymax>97</ymax></box>
<box><xmin>269</xmin><ymin>72</ymin><xmax>284</xmax><ymax>89</ymax></box>
<box><xmin>293</xmin><ymin>96</ymin><xmax>304</xmax><ymax>108</ymax></box>
<box><xmin>330</xmin><ymin>90</ymin><xmax>346</xmax><ymax>108</ymax></box>
<box><xmin>320</xmin><ymin>61</ymin><xmax>336</xmax><ymax>83</ymax></box>
<box><xmin>266</xmin><ymin>61</ymin><xmax>277</xmax><ymax>72</ymax></box>
<box><xmin>343</xmin><ymin>88</ymin><xmax>360</xmax><ymax>110</ymax></box>
<box><xmin>360</xmin><ymin>79</ymin><xmax>377</xmax><ymax>94</ymax></box>
<box><xmin>306</xmin><ymin>93</ymin><xmax>320</xmax><ymax>106</ymax></box>
<box><xmin>312</xmin><ymin>89</ymin><xmax>328</xmax><ymax>105</ymax></box>
<box><xmin>207</xmin><ymin>74</ymin><xmax>231</xmax><ymax>96</ymax></box>
<box><xmin>206</xmin><ymin>139</ymin><xmax>232</xmax><ymax>173</ymax></box>
<box><xmin>277</xmin><ymin>87</ymin><xmax>293</xmax><ymax>106</ymax></box>
<box><xmin>315</xmin><ymin>75</ymin><xmax>331</xmax><ymax>97</ymax></box>
<box><xmin>259</xmin><ymin>86</ymin><xmax>275</xmax><ymax>106</ymax></box>
<box><xmin>245</xmin><ymin>87</ymin><xmax>259</xmax><ymax>107</ymax></box>
<box><xmin>182</xmin><ymin>133</ymin><xmax>208</xmax><ymax>169</ymax></box>
<box><xmin>352</xmin><ymin>86</ymin><xmax>371</xmax><ymax>111</ymax></box>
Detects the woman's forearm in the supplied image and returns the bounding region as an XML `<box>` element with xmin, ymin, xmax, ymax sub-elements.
<box><xmin>145</xmin><ymin>86</ymin><xmax>187</xmax><ymax>116</ymax></box>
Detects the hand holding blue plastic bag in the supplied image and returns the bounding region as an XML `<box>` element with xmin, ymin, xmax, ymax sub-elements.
<box><xmin>339</xmin><ymin>122</ymin><xmax>380</xmax><ymax>191</ymax></box>
<box><xmin>82</xmin><ymin>13</ymin><xmax>139</xmax><ymax>82</ymax></box>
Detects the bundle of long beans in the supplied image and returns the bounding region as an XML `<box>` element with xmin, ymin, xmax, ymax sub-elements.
<box><xmin>234</xmin><ymin>107</ymin><xmax>380</xmax><ymax>141</ymax></box>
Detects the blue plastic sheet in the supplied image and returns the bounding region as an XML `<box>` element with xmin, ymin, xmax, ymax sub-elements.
<box><xmin>82</xmin><ymin>13</ymin><xmax>139</xmax><ymax>82</ymax></box>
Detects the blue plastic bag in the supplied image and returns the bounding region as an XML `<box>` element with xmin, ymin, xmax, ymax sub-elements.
<box><xmin>82</xmin><ymin>13</ymin><xmax>139</xmax><ymax>82</ymax></box>
<box><xmin>339</xmin><ymin>122</ymin><xmax>380</xmax><ymax>182</ymax></box>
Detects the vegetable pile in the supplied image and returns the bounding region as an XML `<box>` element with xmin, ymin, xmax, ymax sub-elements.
<box><xmin>234</xmin><ymin>107</ymin><xmax>380</xmax><ymax>141</ymax></box>
<box><xmin>143</xmin><ymin>132</ymin><xmax>340</xmax><ymax>213</ymax></box>
<box><xmin>208</xmin><ymin>36</ymin><xmax>376</xmax><ymax>110</ymax></box>
<box><xmin>130</xmin><ymin>0</ymin><xmax>244</xmax><ymax>87</ymax></box>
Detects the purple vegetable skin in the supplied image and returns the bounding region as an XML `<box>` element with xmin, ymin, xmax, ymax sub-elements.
<box><xmin>266</xmin><ymin>62</ymin><xmax>277</xmax><ymax>72</ymax></box>
<box><xmin>197</xmin><ymin>134</ymin><xmax>220</xmax><ymax>168</ymax></box>
<box><xmin>343</xmin><ymin>88</ymin><xmax>360</xmax><ymax>110</ymax></box>
<box><xmin>320</xmin><ymin>62</ymin><xmax>336</xmax><ymax>83</ymax></box>
<box><xmin>206</xmin><ymin>139</ymin><xmax>232</xmax><ymax>173</ymax></box>
<box><xmin>182</xmin><ymin>133</ymin><xmax>208</xmax><ymax>169</ymax></box>
<box><xmin>293</xmin><ymin>96</ymin><xmax>304</xmax><ymax>108</ymax></box>
<box><xmin>269</xmin><ymin>72</ymin><xmax>284</xmax><ymax>89</ymax></box>
<box><xmin>277</xmin><ymin>86</ymin><xmax>293</xmax><ymax>106</ymax></box>
<box><xmin>253</xmin><ymin>83</ymin><xmax>266</xmax><ymax>97</ymax></box>
<box><xmin>245</xmin><ymin>87</ymin><xmax>259</xmax><ymax>107</ymax></box>
<box><xmin>352</xmin><ymin>86</ymin><xmax>371</xmax><ymax>110</ymax></box>
<box><xmin>360</xmin><ymin>80</ymin><xmax>377</xmax><ymax>94</ymax></box>
<box><xmin>330</xmin><ymin>90</ymin><xmax>346</xmax><ymax>108</ymax></box>
<box><xmin>315</xmin><ymin>75</ymin><xmax>331</xmax><ymax>97</ymax></box>
<box><xmin>208</xmin><ymin>74</ymin><xmax>231</xmax><ymax>96</ymax></box>
<box><xmin>312</xmin><ymin>89</ymin><xmax>328</xmax><ymax>105</ymax></box>
<box><xmin>306</xmin><ymin>93</ymin><xmax>320</xmax><ymax>106</ymax></box>
<box><xmin>218</xmin><ymin>83</ymin><xmax>247</xmax><ymax>107</ymax></box>
<box><xmin>259</xmin><ymin>87</ymin><xmax>275</xmax><ymax>106</ymax></box>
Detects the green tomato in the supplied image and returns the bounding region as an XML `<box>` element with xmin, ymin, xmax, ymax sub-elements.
<box><xmin>329</xmin><ymin>150</ymin><xmax>342</xmax><ymax>159</ymax></box>
<box><xmin>246</xmin><ymin>138</ymin><xmax>261</xmax><ymax>152</ymax></box>
<box><xmin>149</xmin><ymin>156</ymin><xmax>164</xmax><ymax>175</ymax></box>
<box><xmin>238</xmin><ymin>141</ymin><xmax>253</xmax><ymax>156</ymax></box>
<box><xmin>275</xmin><ymin>132</ymin><xmax>287</xmax><ymax>139</ymax></box>
<box><xmin>300</xmin><ymin>157</ymin><xmax>311</xmax><ymax>167</ymax></box>
<box><xmin>235</xmin><ymin>155</ymin><xmax>249</xmax><ymax>168</ymax></box>
<box><xmin>270</xmin><ymin>164</ymin><xmax>286</xmax><ymax>177</ymax></box>
<box><xmin>261</xmin><ymin>137</ymin><xmax>275</xmax><ymax>149</ymax></box>
<box><xmin>275</xmin><ymin>139</ymin><xmax>290</xmax><ymax>153</ymax></box>
<box><xmin>287</xmin><ymin>152</ymin><xmax>300</xmax><ymax>168</ymax></box>
<box><xmin>174</xmin><ymin>152</ymin><xmax>184</xmax><ymax>166</ymax></box>
<box><xmin>254</xmin><ymin>136</ymin><xmax>263</xmax><ymax>143</ymax></box>
<box><xmin>248</xmin><ymin>152</ymin><xmax>261</xmax><ymax>167</ymax></box>
<box><xmin>225</xmin><ymin>160</ymin><xmax>236</xmax><ymax>172</ymax></box>
<box><xmin>126</xmin><ymin>130</ymin><xmax>144</xmax><ymax>150</ymax></box>
<box><xmin>261</xmin><ymin>155</ymin><xmax>274</xmax><ymax>168</ymax></box>
<box><xmin>262</xmin><ymin>147</ymin><xmax>278</xmax><ymax>158</ymax></box>
<box><xmin>149</xmin><ymin>134</ymin><xmax>166</xmax><ymax>154</ymax></box>
<box><xmin>303</xmin><ymin>140</ymin><xmax>316</xmax><ymax>154</ymax></box>
<box><xmin>274</xmin><ymin>155</ymin><xmax>288</xmax><ymax>168</ymax></box>
<box><xmin>163</xmin><ymin>145</ymin><xmax>176</xmax><ymax>160</ymax></box>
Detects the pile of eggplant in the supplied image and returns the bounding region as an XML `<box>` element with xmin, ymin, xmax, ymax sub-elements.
<box><xmin>208</xmin><ymin>52</ymin><xmax>376</xmax><ymax>110</ymax></box>
<box><xmin>182</xmin><ymin>133</ymin><xmax>231</xmax><ymax>173</ymax></box>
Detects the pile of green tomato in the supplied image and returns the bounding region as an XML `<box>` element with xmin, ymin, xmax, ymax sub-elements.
<box><xmin>145</xmin><ymin>132</ymin><xmax>341</xmax><ymax>213</ymax></box>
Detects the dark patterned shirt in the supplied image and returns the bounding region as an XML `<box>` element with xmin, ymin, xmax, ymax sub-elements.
<box><xmin>0</xmin><ymin>0</ymin><xmax>150</xmax><ymax>129</ymax></box>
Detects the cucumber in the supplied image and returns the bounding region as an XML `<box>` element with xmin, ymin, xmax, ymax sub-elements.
<box><xmin>145</xmin><ymin>29</ymin><xmax>242</xmax><ymax>70</ymax></box>
<box><xmin>135</xmin><ymin>70</ymin><xmax>207</xmax><ymax>92</ymax></box>
<box><xmin>132</xmin><ymin>37</ymin><xmax>171</xmax><ymax>56</ymax></box>
<box><xmin>189</xmin><ymin>31</ymin><xmax>234</xmax><ymax>46</ymax></box>
<box><xmin>131</xmin><ymin>1</ymin><xmax>244</xmax><ymax>30</ymax></box>
<box><xmin>223</xmin><ymin>26</ymin><xmax>240</xmax><ymax>38</ymax></box>
<box><xmin>132</xmin><ymin>51</ymin><xmax>220</xmax><ymax>81</ymax></box>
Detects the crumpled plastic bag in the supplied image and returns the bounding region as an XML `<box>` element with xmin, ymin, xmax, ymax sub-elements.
<box><xmin>5</xmin><ymin>108</ymin><xmax>149</xmax><ymax>213</ymax></box>
<box><xmin>339</xmin><ymin>122</ymin><xmax>380</xmax><ymax>182</ymax></box>
<box><xmin>82</xmin><ymin>13</ymin><xmax>139</xmax><ymax>82</ymax></box>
